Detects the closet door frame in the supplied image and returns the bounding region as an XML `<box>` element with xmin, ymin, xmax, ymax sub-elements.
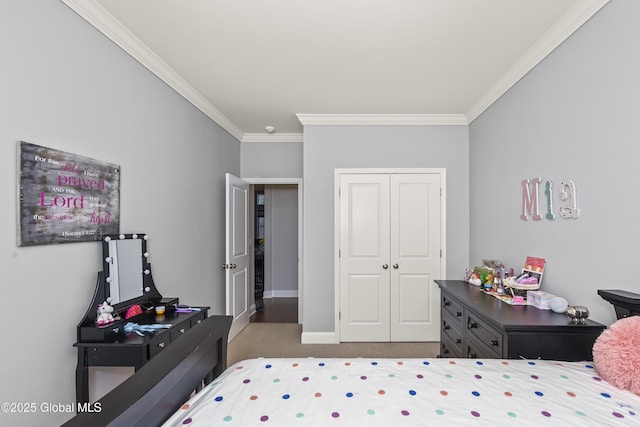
<box><xmin>334</xmin><ymin>168</ymin><xmax>447</xmax><ymax>342</ymax></box>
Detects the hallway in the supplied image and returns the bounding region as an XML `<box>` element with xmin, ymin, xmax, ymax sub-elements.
<box><xmin>251</xmin><ymin>297</ymin><xmax>298</xmax><ymax>323</ymax></box>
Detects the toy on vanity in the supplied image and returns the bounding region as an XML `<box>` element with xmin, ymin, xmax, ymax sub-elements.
<box><xmin>96</xmin><ymin>301</ymin><xmax>115</xmax><ymax>325</ymax></box>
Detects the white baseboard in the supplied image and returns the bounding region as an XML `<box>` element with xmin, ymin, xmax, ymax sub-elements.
<box><xmin>301</xmin><ymin>331</ymin><xmax>339</xmax><ymax>344</ymax></box>
<box><xmin>263</xmin><ymin>290</ymin><xmax>298</xmax><ymax>298</ymax></box>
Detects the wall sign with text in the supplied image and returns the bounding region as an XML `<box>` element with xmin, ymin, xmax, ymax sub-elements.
<box><xmin>17</xmin><ymin>141</ymin><xmax>120</xmax><ymax>246</ymax></box>
<box><xmin>520</xmin><ymin>177</ymin><xmax>579</xmax><ymax>221</ymax></box>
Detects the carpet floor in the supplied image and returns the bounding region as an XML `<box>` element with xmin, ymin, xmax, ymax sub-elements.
<box><xmin>228</xmin><ymin>323</ymin><xmax>440</xmax><ymax>366</ymax></box>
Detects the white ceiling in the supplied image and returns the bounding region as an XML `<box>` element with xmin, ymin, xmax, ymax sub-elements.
<box><xmin>62</xmin><ymin>0</ymin><xmax>608</xmax><ymax>142</ymax></box>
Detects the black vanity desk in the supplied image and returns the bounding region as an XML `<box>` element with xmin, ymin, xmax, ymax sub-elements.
<box><xmin>74</xmin><ymin>304</ymin><xmax>209</xmax><ymax>405</ymax></box>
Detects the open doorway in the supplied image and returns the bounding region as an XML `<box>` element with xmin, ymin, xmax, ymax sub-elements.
<box><xmin>244</xmin><ymin>179</ymin><xmax>302</xmax><ymax>324</ymax></box>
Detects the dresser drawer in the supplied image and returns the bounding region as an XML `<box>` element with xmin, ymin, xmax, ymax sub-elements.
<box><xmin>170</xmin><ymin>319</ymin><xmax>191</xmax><ymax>341</ymax></box>
<box><xmin>441</xmin><ymin>294</ymin><xmax>464</xmax><ymax>327</ymax></box>
<box><xmin>148</xmin><ymin>333</ymin><xmax>170</xmax><ymax>358</ymax></box>
<box><xmin>466</xmin><ymin>312</ymin><xmax>503</xmax><ymax>357</ymax></box>
<box><xmin>440</xmin><ymin>336</ymin><xmax>463</xmax><ymax>358</ymax></box>
<box><xmin>190</xmin><ymin>311</ymin><xmax>206</xmax><ymax>327</ymax></box>
<box><xmin>441</xmin><ymin>312</ymin><xmax>464</xmax><ymax>355</ymax></box>
<box><xmin>465</xmin><ymin>334</ymin><xmax>497</xmax><ymax>359</ymax></box>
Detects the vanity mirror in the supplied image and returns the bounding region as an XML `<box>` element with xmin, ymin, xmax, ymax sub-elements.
<box><xmin>76</xmin><ymin>233</ymin><xmax>163</xmax><ymax>342</ymax></box>
<box><xmin>102</xmin><ymin>233</ymin><xmax>158</xmax><ymax>307</ymax></box>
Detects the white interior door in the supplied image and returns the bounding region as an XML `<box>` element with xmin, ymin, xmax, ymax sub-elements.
<box><xmin>339</xmin><ymin>174</ymin><xmax>390</xmax><ymax>341</ymax></box>
<box><xmin>338</xmin><ymin>171</ymin><xmax>442</xmax><ymax>342</ymax></box>
<box><xmin>225</xmin><ymin>173</ymin><xmax>251</xmax><ymax>340</ymax></box>
<box><xmin>390</xmin><ymin>174</ymin><xmax>441</xmax><ymax>341</ymax></box>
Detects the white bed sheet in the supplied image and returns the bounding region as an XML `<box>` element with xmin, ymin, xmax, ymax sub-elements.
<box><xmin>163</xmin><ymin>357</ymin><xmax>640</xmax><ymax>426</ymax></box>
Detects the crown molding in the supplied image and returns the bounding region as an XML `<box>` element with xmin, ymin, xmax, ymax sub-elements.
<box><xmin>241</xmin><ymin>133</ymin><xmax>304</xmax><ymax>143</ymax></box>
<box><xmin>296</xmin><ymin>114</ymin><xmax>468</xmax><ymax>126</ymax></box>
<box><xmin>465</xmin><ymin>0</ymin><xmax>610</xmax><ymax>123</ymax></box>
<box><xmin>61</xmin><ymin>0</ymin><xmax>244</xmax><ymax>142</ymax></box>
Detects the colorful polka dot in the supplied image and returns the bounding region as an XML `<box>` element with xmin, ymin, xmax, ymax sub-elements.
<box><xmin>471</xmin><ymin>411</ymin><xmax>480</xmax><ymax>417</ymax></box>
<box><xmin>296</xmin><ymin>413</ymin><xmax>304</xmax><ymax>418</ymax></box>
<box><xmin>504</xmin><ymin>391</ymin><xmax>513</xmax><ymax>397</ymax></box>
<box><xmin>612</xmin><ymin>412</ymin><xmax>625</xmax><ymax>418</ymax></box>
<box><xmin>409</xmin><ymin>389</ymin><xmax>417</xmax><ymax>396</ymax></box>
<box><xmin>367</xmin><ymin>409</ymin><xmax>375</xmax><ymax>415</ymax></box>
<box><xmin>535</xmin><ymin>391</ymin><xmax>544</xmax><ymax>397</ymax></box>
<box><xmin>401</xmin><ymin>410</ymin><xmax>410</xmax><ymax>416</ymax></box>
<box><xmin>567</xmin><ymin>391</ymin><xmax>576</xmax><ymax>397</ymax></box>
<box><xmin>223</xmin><ymin>416</ymin><xmax>232</xmax><ymax>422</ymax></box>
<box><xmin>260</xmin><ymin>415</ymin><xmax>269</xmax><ymax>422</ymax></box>
<box><xmin>435</xmin><ymin>409</ymin><xmax>444</xmax><ymax>415</ymax></box>
<box><xmin>182</xmin><ymin>418</ymin><xmax>192</xmax><ymax>424</ymax></box>
<box><xmin>331</xmin><ymin>412</ymin><xmax>340</xmax><ymax>418</ymax></box>
<box><xmin>214</xmin><ymin>396</ymin><xmax>223</xmax><ymax>402</ymax></box>
<box><xmin>378</xmin><ymin>389</ymin><xmax>386</xmax><ymax>395</ymax></box>
<box><xmin>440</xmin><ymin>390</ymin><xmax>448</xmax><ymax>396</ymax></box>
<box><xmin>507</xmin><ymin>411</ymin><xmax>517</xmax><ymax>418</ymax></box>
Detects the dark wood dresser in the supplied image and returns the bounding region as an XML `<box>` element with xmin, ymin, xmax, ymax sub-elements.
<box><xmin>436</xmin><ymin>280</ymin><xmax>606</xmax><ymax>361</ymax></box>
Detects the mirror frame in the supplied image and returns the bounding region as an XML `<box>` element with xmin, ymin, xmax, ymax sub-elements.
<box><xmin>101</xmin><ymin>233</ymin><xmax>162</xmax><ymax>311</ymax></box>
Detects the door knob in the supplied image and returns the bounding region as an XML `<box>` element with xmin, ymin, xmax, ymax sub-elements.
<box><xmin>382</xmin><ymin>264</ymin><xmax>389</xmax><ymax>269</ymax></box>
<box><xmin>393</xmin><ymin>263</ymin><xmax>399</xmax><ymax>269</ymax></box>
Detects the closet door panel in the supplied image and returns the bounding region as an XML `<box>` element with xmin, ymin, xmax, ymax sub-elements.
<box><xmin>390</xmin><ymin>174</ymin><xmax>442</xmax><ymax>341</ymax></box>
<box><xmin>339</xmin><ymin>174</ymin><xmax>390</xmax><ymax>342</ymax></box>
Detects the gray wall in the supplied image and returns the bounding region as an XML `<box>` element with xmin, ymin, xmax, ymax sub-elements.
<box><xmin>1</xmin><ymin>1</ymin><xmax>239</xmax><ymax>425</ymax></box>
<box><xmin>302</xmin><ymin>125</ymin><xmax>470</xmax><ymax>333</ymax></box>
<box><xmin>265</xmin><ymin>185</ymin><xmax>299</xmax><ymax>296</ymax></box>
<box><xmin>469</xmin><ymin>0</ymin><xmax>636</xmax><ymax>326</ymax></box>
<box><xmin>241</xmin><ymin>141</ymin><xmax>303</xmax><ymax>178</ymax></box>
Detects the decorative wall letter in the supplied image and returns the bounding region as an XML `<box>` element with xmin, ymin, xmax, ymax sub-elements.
<box><xmin>544</xmin><ymin>180</ymin><xmax>555</xmax><ymax>220</ymax></box>
<box><xmin>520</xmin><ymin>177</ymin><xmax>542</xmax><ymax>220</ymax></box>
<box><xmin>559</xmin><ymin>179</ymin><xmax>580</xmax><ymax>219</ymax></box>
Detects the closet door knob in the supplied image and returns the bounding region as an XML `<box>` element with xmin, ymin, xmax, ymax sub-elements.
<box><xmin>393</xmin><ymin>263</ymin><xmax>399</xmax><ymax>269</ymax></box>
<box><xmin>382</xmin><ymin>264</ymin><xmax>389</xmax><ymax>269</ymax></box>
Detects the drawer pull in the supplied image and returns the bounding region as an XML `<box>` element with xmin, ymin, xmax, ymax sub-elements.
<box><xmin>196</xmin><ymin>320</ymin><xmax>202</xmax><ymax>324</ymax></box>
<box><xmin>443</xmin><ymin>349</ymin><xmax>449</xmax><ymax>354</ymax></box>
<box><xmin>490</xmin><ymin>339</ymin><xmax>499</xmax><ymax>346</ymax></box>
<box><xmin>468</xmin><ymin>353</ymin><xmax>477</xmax><ymax>359</ymax></box>
<box><xmin>456</xmin><ymin>338</ymin><xmax>462</xmax><ymax>344</ymax></box>
<box><xmin>112</xmin><ymin>328</ymin><xmax>119</xmax><ymax>333</ymax></box>
<box><xmin>158</xmin><ymin>342</ymin><xmax>165</xmax><ymax>348</ymax></box>
<box><xmin>468</xmin><ymin>322</ymin><xmax>477</xmax><ymax>329</ymax></box>
<box><xmin>443</xmin><ymin>300</ymin><xmax>451</xmax><ymax>307</ymax></box>
<box><xmin>180</xmin><ymin>328</ymin><xmax>186</xmax><ymax>334</ymax></box>
<box><xmin>443</xmin><ymin>324</ymin><xmax>450</xmax><ymax>330</ymax></box>
<box><xmin>456</xmin><ymin>311</ymin><xmax>462</xmax><ymax>317</ymax></box>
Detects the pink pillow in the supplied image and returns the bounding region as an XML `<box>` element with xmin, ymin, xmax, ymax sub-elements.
<box><xmin>593</xmin><ymin>316</ymin><xmax>640</xmax><ymax>395</ymax></box>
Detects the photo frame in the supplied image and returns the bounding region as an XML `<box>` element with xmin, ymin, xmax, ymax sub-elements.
<box><xmin>17</xmin><ymin>141</ymin><xmax>120</xmax><ymax>246</ymax></box>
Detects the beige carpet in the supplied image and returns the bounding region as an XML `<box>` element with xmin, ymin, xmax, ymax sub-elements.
<box><xmin>228</xmin><ymin>323</ymin><xmax>440</xmax><ymax>366</ymax></box>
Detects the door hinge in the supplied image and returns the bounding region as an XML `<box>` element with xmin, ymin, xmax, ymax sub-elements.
<box><xmin>440</xmin><ymin>249</ymin><xmax>442</xmax><ymax>258</ymax></box>
<box><xmin>339</xmin><ymin>311</ymin><xmax>341</xmax><ymax>320</ymax></box>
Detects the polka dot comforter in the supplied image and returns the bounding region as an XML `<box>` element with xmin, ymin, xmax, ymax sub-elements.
<box><xmin>163</xmin><ymin>357</ymin><xmax>639</xmax><ymax>426</ymax></box>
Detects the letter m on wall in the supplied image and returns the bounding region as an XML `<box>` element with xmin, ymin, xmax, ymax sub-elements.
<box><xmin>520</xmin><ymin>178</ymin><xmax>542</xmax><ymax>220</ymax></box>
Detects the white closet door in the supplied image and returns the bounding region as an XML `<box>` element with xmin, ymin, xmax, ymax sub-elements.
<box><xmin>390</xmin><ymin>174</ymin><xmax>441</xmax><ymax>341</ymax></box>
<box><xmin>339</xmin><ymin>174</ymin><xmax>390</xmax><ymax>341</ymax></box>
<box><xmin>338</xmin><ymin>171</ymin><xmax>442</xmax><ymax>342</ymax></box>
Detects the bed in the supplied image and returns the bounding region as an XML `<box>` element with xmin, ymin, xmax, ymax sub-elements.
<box><xmin>64</xmin><ymin>312</ymin><xmax>640</xmax><ymax>426</ymax></box>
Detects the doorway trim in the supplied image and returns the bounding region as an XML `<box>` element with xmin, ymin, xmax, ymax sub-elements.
<box><xmin>334</xmin><ymin>168</ymin><xmax>447</xmax><ymax>342</ymax></box>
<box><xmin>242</xmin><ymin>177</ymin><xmax>303</xmax><ymax>324</ymax></box>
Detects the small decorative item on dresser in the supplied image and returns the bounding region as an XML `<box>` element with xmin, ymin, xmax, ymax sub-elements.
<box><xmin>96</xmin><ymin>301</ymin><xmax>115</xmax><ymax>325</ymax></box>
<box><xmin>566</xmin><ymin>306</ymin><xmax>589</xmax><ymax>324</ymax></box>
